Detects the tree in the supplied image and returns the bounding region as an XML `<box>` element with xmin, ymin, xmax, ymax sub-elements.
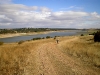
<box><xmin>94</xmin><ymin>31</ymin><xmax>100</xmax><ymax>42</ymax></box>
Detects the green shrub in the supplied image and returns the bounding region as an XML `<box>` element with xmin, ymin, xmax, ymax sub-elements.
<box><xmin>18</xmin><ymin>40</ymin><xmax>24</xmax><ymax>44</ymax></box>
<box><xmin>33</xmin><ymin>37</ymin><xmax>41</xmax><ymax>40</ymax></box>
<box><xmin>0</xmin><ymin>41</ymin><xmax>4</xmax><ymax>45</ymax></box>
<box><xmin>81</xmin><ymin>34</ymin><xmax>84</xmax><ymax>36</ymax></box>
<box><xmin>89</xmin><ymin>32</ymin><xmax>95</xmax><ymax>35</ymax></box>
<box><xmin>46</xmin><ymin>36</ymin><xmax>51</xmax><ymax>39</ymax></box>
<box><xmin>54</xmin><ymin>36</ymin><xmax>57</xmax><ymax>40</ymax></box>
<box><xmin>42</xmin><ymin>37</ymin><xmax>45</xmax><ymax>39</ymax></box>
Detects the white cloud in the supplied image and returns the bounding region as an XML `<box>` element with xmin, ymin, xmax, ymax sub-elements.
<box><xmin>0</xmin><ymin>3</ymin><xmax>100</xmax><ymax>28</ymax></box>
<box><xmin>0</xmin><ymin>0</ymin><xmax>12</xmax><ymax>4</ymax></box>
<box><xmin>61</xmin><ymin>6</ymin><xmax>83</xmax><ymax>11</ymax></box>
<box><xmin>61</xmin><ymin>6</ymin><xmax>76</xmax><ymax>10</ymax></box>
<box><xmin>39</xmin><ymin>7</ymin><xmax>51</xmax><ymax>13</ymax></box>
<box><xmin>0</xmin><ymin>4</ymin><xmax>38</xmax><ymax>13</ymax></box>
<box><xmin>50</xmin><ymin>11</ymin><xmax>88</xmax><ymax>20</ymax></box>
<box><xmin>0</xmin><ymin>15</ymin><xmax>13</xmax><ymax>23</ymax></box>
<box><xmin>0</xmin><ymin>23</ymin><xmax>11</xmax><ymax>26</ymax></box>
<box><xmin>91</xmin><ymin>12</ymin><xmax>100</xmax><ymax>18</ymax></box>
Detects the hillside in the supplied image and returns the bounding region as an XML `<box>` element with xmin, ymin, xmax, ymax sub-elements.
<box><xmin>0</xmin><ymin>35</ymin><xmax>100</xmax><ymax>75</ymax></box>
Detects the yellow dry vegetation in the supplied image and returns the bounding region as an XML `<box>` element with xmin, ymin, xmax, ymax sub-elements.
<box><xmin>59</xmin><ymin>35</ymin><xmax>100</xmax><ymax>67</ymax></box>
<box><xmin>0</xmin><ymin>35</ymin><xmax>100</xmax><ymax>75</ymax></box>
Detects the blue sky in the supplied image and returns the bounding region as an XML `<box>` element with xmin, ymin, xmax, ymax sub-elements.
<box><xmin>12</xmin><ymin>0</ymin><xmax>100</xmax><ymax>13</ymax></box>
<box><xmin>0</xmin><ymin>0</ymin><xmax>100</xmax><ymax>28</ymax></box>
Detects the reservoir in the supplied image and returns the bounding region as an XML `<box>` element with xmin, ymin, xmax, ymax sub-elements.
<box><xmin>0</xmin><ymin>30</ymin><xmax>82</xmax><ymax>43</ymax></box>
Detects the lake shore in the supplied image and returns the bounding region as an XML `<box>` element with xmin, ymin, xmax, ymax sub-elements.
<box><xmin>0</xmin><ymin>31</ymin><xmax>58</xmax><ymax>38</ymax></box>
<box><xmin>0</xmin><ymin>30</ymin><xmax>76</xmax><ymax>38</ymax></box>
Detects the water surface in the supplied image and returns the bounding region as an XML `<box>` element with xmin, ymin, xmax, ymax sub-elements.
<box><xmin>0</xmin><ymin>31</ymin><xmax>80</xmax><ymax>43</ymax></box>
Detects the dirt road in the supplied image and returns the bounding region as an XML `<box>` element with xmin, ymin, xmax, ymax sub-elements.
<box><xmin>24</xmin><ymin>37</ymin><xmax>100</xmax><ymax>75</ymax></box>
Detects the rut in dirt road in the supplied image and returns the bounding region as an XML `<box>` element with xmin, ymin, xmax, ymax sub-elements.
<box><xmin>24</xmin><ymin>37</ymin><xmax>100</xmax><ymax>75</ymax></box>
<box><xmin>34</xmin><ymin>40</ymin><xmax>100</xmax><ymax>75</ymax></box>
<box><xmin>46</xmin><ymin>43</ymin><xmax>99</xmax><ymax>75</ymax></box>
<box><xmin>36</xmin><ymin>44</ymin><xmax>57</xmax><ymax>75</ymax></box>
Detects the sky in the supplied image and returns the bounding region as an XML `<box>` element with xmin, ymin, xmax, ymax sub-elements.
<box><xmin>0</xmin><ymin>0</ymin><xmax>100</xmax><ymax>29</ymax></box>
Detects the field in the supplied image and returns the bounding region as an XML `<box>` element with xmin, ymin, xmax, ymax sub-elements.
<box><xmin>0</xmin><ymin>35</ymin><xmax>100</xmax><ymax>75</ymax></box>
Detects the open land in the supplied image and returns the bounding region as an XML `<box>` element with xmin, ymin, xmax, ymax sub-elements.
<box><xmin>0</xmin><ymin>35</ymin><xmax>100</xmax><ymax>75</ymax></box>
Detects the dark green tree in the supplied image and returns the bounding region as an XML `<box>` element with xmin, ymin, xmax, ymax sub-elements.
<box><xmin>94</xmin><ymin>31</ymin><xmax>100</xmax><ymax>42</ymax></box>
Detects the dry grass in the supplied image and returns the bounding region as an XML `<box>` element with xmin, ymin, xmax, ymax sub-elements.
<box><xmin>0</xmin><ymin>38</ymin><xmax>55</xmax><ymax>75</ymax></box>
<box><xmin>0</xmin><ymin>36</ymin><xmax>100</xmax><ymax>75</ymax></box>
<box><xmin>59</xmin><ymin>35</ymin><xmax>100</xmax><ymax>67</ymax></box>
<box><xmin>0</xmin><ymin>42</ymin><xmax>32</xmax><ymax>75</ymax></box>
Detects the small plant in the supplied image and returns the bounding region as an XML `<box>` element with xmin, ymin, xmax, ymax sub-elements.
<box><xmin>81</xmin><ymin>34</ymin><xmax>84</xmax><ymax>36</ymax></box>
<box><xmin>46</xmin><ymin>36</ymin><xmax>51</xmax><ymax>39</ymax></box>
<box><xmin>89</xmin><ymin>32</ymin><xmax>95</xmax><ymax>35</ymax></box>
<box><xmin>18</xmin><ymin>40</ymin><xmax>24</xmax><ymax>44</ymax></box>
<box><xmin>33</xmin><ymin>37</ymin><xmax>41</xmax><ymax>40</ymax></box>
<box><xmin>54</xmin><ymin>36</ymin><xmax>57</xmax><ymax>40</ymax></box>
<box><xmin>42</xmin><ymin>37</ymin><xmax>45</xmax><ymax>39</ymax></box>
<box><xmin>0</xmin><ymin>41</ymin><xmax>4</xmax><ymax>45</ymax></box>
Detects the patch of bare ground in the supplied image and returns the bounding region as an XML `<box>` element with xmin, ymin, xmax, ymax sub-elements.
<box><xmin>35</xmin><ymin>44</ymin><xmax>57</xmax><ymax>75</ymax></box>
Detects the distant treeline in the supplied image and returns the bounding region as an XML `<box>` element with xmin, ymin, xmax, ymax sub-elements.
<box><xmin>0</xmin><ymin>28</ymin><xmax>53</xmax><ymax>34</ymax></box>
<box><xmin>0</xmin><ymin>28</ymin><xmax>100</xmax><ymax>34</ymax></box>
<box><xmin>0</xmin><ymin>28</ymin><xmax>79</xmax><ymax>34</ymax></box>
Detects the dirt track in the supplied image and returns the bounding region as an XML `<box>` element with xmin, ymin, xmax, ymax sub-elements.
<box><xmin>24</xmin><ymin>37</ymin><xmax>100</xmax><ymax>75</ymax></box>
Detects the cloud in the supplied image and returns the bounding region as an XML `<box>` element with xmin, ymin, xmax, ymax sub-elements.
<box><xmin>61</xmin><ymin>6</ymin><xmax>75</xmax><ymax>10</ymax></box>
<box><xmin>0</xmin><ymin>15</ymin><xmax>13</xmax><ymax>23</ymax></box>
<box><xmin>61</xmin><ymin>6</ymin><xmax>84</xmax><ymax>11</ymax></box>
<box><xmin>50</xmin><ymin>11</ymin><xmax>88</xmax><ymax>20</ymax></box>
<box><xmin>0</xmin><ymin>0</ymin><xmax>12</xmax><ymax>4</ymax></box>
<box><xmin>0</xmin><ymin>3</ymin><xmax>100</xmax><ymax>28</ymax></box>
<box><xmin>39</xmin><ymin>7</ymin><xmax>51</xmax><ymax>12</ymax></box>
<box><xmin>0</xmin><ymin>4</ymin><xmax>38</xmax><ymax>12</ymax></box>
<box><xmin>91</xmin><ymin>12</ymin><xmax>100</xmax><ymax>19</ymax></box>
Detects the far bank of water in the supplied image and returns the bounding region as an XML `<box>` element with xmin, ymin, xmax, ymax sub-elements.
<box><xmin>0</xmin><ymin>30</ymin><xmax>86</xmax><ymax>43</ymax></box>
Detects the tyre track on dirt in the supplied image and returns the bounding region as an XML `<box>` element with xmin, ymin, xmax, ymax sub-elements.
<box><xmin>35</xmin><ymin>44</ymin><xmax>57</xmax><ymax>75</ymax></box>
<box><xmin>24</xmin><ymin>37</ymin><xmax>100</xmax><ymax>75</ymax></box>
<box><xmin>47</xmin><ymin>43</ymin><xmax>97</xmax><ymax>75</ymax></box>
<box><xmin>45</xmin><ymin>38</ymin><xmax>99</xmax><ymax>75</ymax></box>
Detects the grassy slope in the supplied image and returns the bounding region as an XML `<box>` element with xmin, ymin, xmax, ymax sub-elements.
<box><xmin>0</xmin><ymin>35</ymin><xmax>100</xmax><ymax>74</ymax></box>
<box><xmin>59</xmin><ymin>35</ymin><xmax>100</xmax><ymax>67</ymax></box>
<box><xmin>0</xmin><ymin>39</ymin><xmax>54</xmax><ymax>74</ymax></box>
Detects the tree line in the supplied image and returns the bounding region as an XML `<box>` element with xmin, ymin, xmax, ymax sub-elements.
<box><xmin>0</xmin><ymin>28</ymin><xmax>80</xmax><ymax>34</ymax></box>
<box><xmin>0</xmin><ymin>28</ymin><xmax>55</xmax><ymax>34</ymax></box>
